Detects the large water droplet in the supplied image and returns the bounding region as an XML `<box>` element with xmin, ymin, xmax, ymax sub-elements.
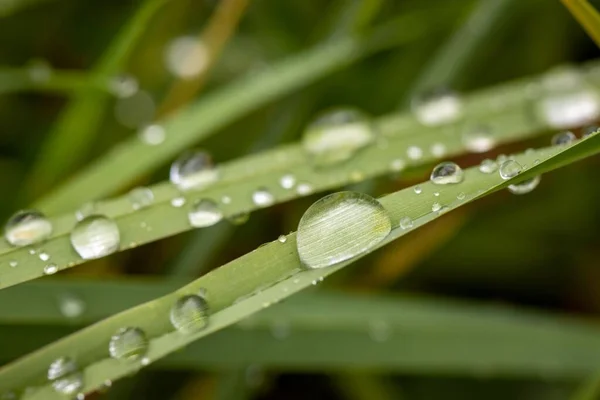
<box><xmin>538</xmin><ymin>90</ymin><xmax>600</xmax><ymax>129</ymax></box>
<box><xmin>412</xmin><ymin>88</ymin><xmax>462</xmax><ymax>126</ymax></box>
<box><xmin>128</xmin><ymin>187</ymin><xmax>154</xmax><ymax>210</ymax></box>
<box><xmin>170</xmin><ymin>150</ymin><xmax>219</xmax><ymax>191</ymax></box>
<box><xmin>551</xmin><ymin>131</ymin><xmax>576</xmax><ymax>146</ymax></box>
<box><xmin>188</xmin><ymin>199</ymin><xmax>222</xmax><ymax>227</ymax></box>
<box><xmin>170</xmin><ymin>294</ymin><xmax>209</xmax><ymax>334</ymax></box>
<box><xmin>499</xmin><ymin>160</ymin><xmax>522</xmax><ymax>180</ymax></box>
<box><xmin>165</xmin><ymin>36</ymin><xmax>209</xmax><ymax>79</ymax></box>
<box><xmin>4</xmin><ymin>210</ymin><xmax>52</xmax><ymax>246</ymax></box>
<box><xmin>508</xmin><ymin>176</ymin><xmax>541</xmax><ymax>195</ymax></box>
<box><xmin>296</xmin><ymin>192</ymin><xmax>391</xmax><ymax>269</ymax></box>
<box><xmin>430</xmin><ymin>162</ymin><xmax>464</xmax><ymax>185</ymax></box>
<box><xmin>47</xmin><ymin>357</ymin><xmax>83</xmax><ymax>395</ymax></box>
<box><xmin>70</xmin><ymin>215</ymin><xmax>120</xmax><ymax>260</ymax></box>
<box><xmin>252</xmin><ymin>188</ymin><xmax>274</xmax><ymax>207</ymax></box>
<box><xmin>302</xmin><ymin>108</ymin><xmax>375</xmax><ymax>166</ymax></box>
<box><xmin>479</xmin><ymin>159</ymin><xmax>497</xmax><ymax>174</ymax></box>
<box><xmin>462</xmin><ymin>125</ymin><xmax>495</xmax><ymax>153</ymax></box>
<box><xmin>109</xmin><ymin>327</ymin><xmax>148</xmax><ymax>361</ymax></box>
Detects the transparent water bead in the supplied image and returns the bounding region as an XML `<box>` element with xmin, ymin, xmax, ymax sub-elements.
<box><xmin>583</xmin><ymin>125</ymin><xmax>599</xmax><ymax>137</ymax></box>
<box><xmin>296</xmin><ymin>192</ymin><xmax>392</xmax><ymax>269</ymax></box>
<box><xmin>431</xmin><ymin>202</ymin><xmax>442</xmax><ymax>212</ymax></box>
<box><xmin>406</xmin><ymin>145</ymin><xmax>423</xmax><ymax>160</ymax></box>
<box><xmin>108</xmin><ymin>74</ymin><xmax>139</xmax><ymax>98</ymax></box>
<box><xmin>170</xmin><ymin>150</ymin><xmax>219</xmax><ymax>191</ymax></box>
<box><xmin>478</xmin><ymin>159</ymin><xmax>497</xmax><ymax>174</ymax></box>
<box><xmin>302</xmin><ymin>108</ymin><xmax>375</xmax><ymax>166</ymax></box>
<box><xmin>171</xmin><ymin>197</ymin><xmax>186</xmax><ymax>207</ymax></box>
<box><xmin>44</xmin><ymin>264</ymin><xmax>58</xmax><ymax>275</ymax></box>
<box><xmin>109</xmin><ymin>327</ymin><xmax>148</xmax><ymax>361</ymax></box>
<box><xmin>462</xmin><ymin>124</ymin><xmax>495</xmax><ymax>153</ymax></box>
<box><xmin>499</xmin><ymin>160</ymin><xmax>522</xmax><ymax>180</ymax></box>
<box><xmin>296</xmin><ymin>183</ymin><xmax>313</xmax><ymax>195</ymax></box>
<box><xmin>277</xmin><ymin>235</ymin><xmax>287</xmax><ymax>243</ymax></box>
<box><xmin>47</xmin><ymin>357</ymin><xmax>83</xmax><ymax>395</ymax></box>
<box><xmin>252</xmin><ymin>188</ymin><xmax>274</xmax><ymax>207</ymax></box>
<box><xmin>551</xmin><ymin>131</ymin><xmax>576</xmax><ymax>146</ymax></box>
<box><xmin>280</xmin><ymin>174</ymin><xmax>296</xmax><ymax>189</ymax></box>
<box><xmin>399</xmin><ymin>216</ymin><xmax>413</xmax><ymax>230</ymax></box>
<box><xmin>70</xmin><ymin>215</ymin><xmax>120</xmax><ymax>260</ymax></box>
<box><xmin>508</xmin><ymin>176</ymin><xmax>541</xmax><ymax>195</ymax></box>
<box><xmin>537</xmin><ymin>89</ymin><xmax>600</xmax><ymax>129</ymax></box>
<box><xmin>412</xmin><ymin>87</ymin><xmax>463</xmax><ymax>126</ymax></box>
<box><xmin>170</xmin><ymin>294</ymin><xmax>209</xmax><ymax>334</ymax></box>
<box><xmin>4</xmin><ymin>210</ymin><xmax>52</xmax><ymax>246</ymax></box>
<box><xmin>165</xmin><ymin>36</ymin><xmax>209</xmax><ymax>79</ymax></box>
<box><xmin>128</xmin><ymin>187</ymin><xmax>154</xmax><ymax>210</ymax></box>
<box><xmin>138</xmin><ymin>124</ymin><xmax>165</xmax><ymax>146</ymax></box>
<box><xmin>188</xmin><ymin>199</ymin><xmax>222</xmax><ymax>227</ymax></box>
<box><xmin>414</xmin><ymin>185</ymin><xmax>422</xmax><ymax>194</ymax></box>
<box><xmin>430</xmin><ymin>162</ymin><xmax>464</xmax><ymax>185</ymax></box>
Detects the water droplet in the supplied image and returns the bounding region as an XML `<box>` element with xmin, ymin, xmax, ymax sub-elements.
<box><xmin>252</xmin><ymin>188</ymin><xmax>274</xmax><ymax>207</ymax></box>
<box><xmin>188</xmin><ymin>199</ymin><xmax>222</xmax><ymax>228</ymax></box>
<box><xmin>412</xmin><ymin>88</ymin><xmax>462</xmax><ymax>126</ymax></box>
<box><xmin>280</xmin><ymin>174</ymin><xmax>296</xmax><ymax>189</ymax></box>
<box><xmin>76</xmin><ymin>393</ymin><xmax>85</xmax><ymax>400</ymax></box>
<box><xmin>508</xmin><ymin>175</ymin><xmax>541</xmax><ymax>195</ymax></box>
<box><xmin>414</xmin><ymin>185</ymin><xmax>422</xmax><ymax>194</ymax></box>
<box><xmin>432</xmin><ymin>202</ymin><xmax>442</xmax><ymax>212</ymax></box>
<box><xmin>138</xmin><ymin>124</ymin><xmax>165</xmax><ymax>146</ymax></box>
<box><xmin>407</xmin><ymin>146</ymin><xmax>423</xmax><ymax>160</ymax></box>
<box><xmin>228</xmin><ymin>212</ymin><xmax>250</xmax><ymax>225</ymax></box>
<box><xmin>277</xmin><ymin>235</ymin><xmax>287</xmax><ymax>243</ymax></box>
<box><xmin>389</xmin><ymin>159</ymin><xmax>406</xmax><ymax>172</ymax></box>
<box><xmin>28</xmin><ymin>248</ymin><xmax>37</xmax><ymax>255</ymax></box>
<box><xmin>499</xmin><ymin>160</ymin><xmax>522</xmax><ymax>180</ymax></box>
<box><xmin>44</xmin><ymin>264</ymin><xmax>58</xmax><ymax>275</ymax></box>
<box><xmin>296</xmin><ymin>191</ymin><xmax>392</xmax><ymax>269</ymax></box>
<box><xmin>430</xmin><ymin>143</ymin><xmax>446</xmax><ymax>157</ymax></box>
<box><xmin>128</xmin><ymin>187</ymin><xmax>154</xmax><ymax>210</ymax></box>
<box><xmin>430</xmin><ymin>162</ymin><xmax>464</xmax><ymax>185</ymax></box>
<box><xmin>108</xmin><ymin>74</ymin><xmax>138</xmax><ymax>98</ymax></box>
<box><xmin>462</xmin><ymin>124</ymin><xmax>495</xmax><ymax>152</ymax></box>
<box><xmin>170</xmin><ymin>150</ymin><xmax>219</xmax><ymax>191</ymax></box>
<box><xmin>141</xmin><ymin>357</ymin><xmax>150</xmax><ymax>366</ymax></box>
<box><xmin>47</xmin><ymin>357</ymin><xmax>83</xmax><ymax>395</ymax></box>
<box><xmin>583</xmin><ymin>125</ymin><xmax>599</xmax><ymax>137</ymax></box>
<box><xmin>114</xmin><ymin>90</ymin><xmax>155</xmax><ymax>129</ymax></box>
<box><xmin>302</xmin><ymin>108</ymin><xmax>375</xmax><ymax>166</ymax></box>
<box><xmin>479</xmin><ymin>159</ymin><xmax>497</xmax><ymax>174</ymax></box>
<box><xmin>109</xmin><ymin>327</ymin><xmax>148</xmax><ymax>361</ymax></box>
<box><xmin>59</xmin><ymin>294</ymin><xmax>86</xmax><ymax>319</ymax></box>
<box><xmin>399</xmin><ymin>216</ymin><xmax>413</xmax><ymax>229</ymax></box>
<box><xmin>296</xmin><ymin>183</ymin><xmax>313</xmax><ymax>195</ymax></box>
<box><xmin>538</xmin><ymin>90</ymin><xmax>600</xmax><ymax>129</ymax></box>
<box><xmin>4</xmin><ymin>210</ymin><xmax>52</xmax><ymax>247</ymax></box>
<box><xmin>551</xmin><ymin>131</ymin><xmax>576</xmax><ymax>146</ymax></box>
<box><xmin>433</xmin><ymin>192</ymin><xmax>440</xmax><ymax>197</ymax></box>
<box><xmin>457</xmin><ymin>192</ymin><xmax>466</xmax><ymax>200</ymax></box>
<box><xmin>9</xmin><ymin>260</ymin><xmax>17</xmax><ymax>268</ymax></box>
<box><xmin>171</xmin><ymin>197</ymin><xmax>186</xmax><ymax>207</ymax></box>
<box><xmin>39</xmin><ymin>252</ymin><xmax>50</xmax><ymax>261</ymax></box>
<box><xmin>170</xmin><ymin>294</ymin><xmax>209</xmax><ymax>334</ymax></box>
<box><xmin>165</xmin><ymin>36</ymin><xmax>209</xmax><ymax>79</ymax></box>
<box><xmin>70</xmin><ymin>215</ymin><xmax>120</xmax><ymax>260</ymax></box>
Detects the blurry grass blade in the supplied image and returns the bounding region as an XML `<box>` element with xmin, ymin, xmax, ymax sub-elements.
<box><xmin>1</xmin><ymin>133</ymin><xmax>599</xmax><ymax>397</ymax></box>
<box><xmin>0</xmin><ymin>0</ymin><xmax>57</xmax><ymax>17</ymax></box>
<box><xmin>328</xmin><ymin>0</ymin><xmax>384</xmax><ymax>38</ymax></box>
<box><xmin>0</xmin><ymin>67</ymin><xmax>109</xmax><ymax>95</ymax></box>
<box><xmin>35</xmin><ymin>9</ymin><xmax>446</xmax><ymax>213</ymax></box>
<box><xmin>23</xmin><ymin>0</ymin><xmax>169</xmax><ymax>200</ymax></box>
<box><xmin>570</xmin><ymin>373</ymin><xmax>600</xmax><ymax>400</ymax></box>
<box><xmin>333</xmin><ymin>373</ymin><xmax>401</xmax><ymax>400</ymax></box>
<box><xmin>562</xmin><ymin>0</ymin><xmax>600</xmax><ymax>48</ymax></box>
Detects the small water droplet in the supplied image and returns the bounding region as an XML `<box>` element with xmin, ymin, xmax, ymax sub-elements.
<box><xmin>59</xmin><ymin>294</ymin><xmax>86</xmax><ymax>319</ymax></box>
<box><xmin>9</xmin><ymin>260</ymin><xmax>17</xmax><ymax>268</ymax></box>
<box><xmin>414</xmin><ymin>185</ymin><xmax>422</xmax><ymax>194</ymax></box>
<box><xmin>499</xmin><ymin>160</ymin><xmax>522</xmax><ymax>180</ymax></box>
<box><xmin>141</xmin><ymin>357</ymin><xmax>150</xmax><ymax>366</ymax></box>
<box><xmin>4</xmin><ymin>210</ymin><xmax>52</xmax><ymax>247</ymax></box>
<box><xmin>457</xmin><ymin>192</ymin><xmax>466</xmax><ymax>200</ymax></box>
<box><xmin>108</xmin><ymin>74</ymin><xmax>138</xmax><ymax>98</ymax></box>
<box><xmin>551</xmin><ymin>131</ymin><xmax>576</xmax><ymax>146</ymax></box>
<box><xmin>28</xmin><ymin>248</ymin><xmax>37</xmax><ymax>255</ymax></box>
<box><xmin>220</xmin><ymin>195</ymin><xmax>231</xmax><ymax>205</ymax></box>
<box><xmin>430</xmin><ymin>162</ymin><xmax>464</xmax><ymax>184</ymax></box>
<box><xmin>170</xmin><ymin>294</ymin><xmax>209</xmax><ymax>334</ymax></box>
<box><xmin>39</xmin><ymin>252</ymin><xmax>50</xmax><ymax>261</ymax></box>
<box><xmin>128</xmin><ymin>187</ymin><xmax>154</xmax><ymax>210</ymax></box>
<box><xmin>188</xmin><ymin>199</ymin><xmax>222</xmax><ymax>228</ymax></box>
<box><xmin>70</xmin><ymin>215</ymin><xmax>120</xmax><ymax>260</ymax></box>
<box><xmin>109</xmin><ymin>327</ymin><xmax>148</xmax><ymax>361</ymax></box>
<box><xmin>165</xmin><ymin>36</ymin><xmax>209</xmax><ymax>79</ymax></box>
<box><xmin>583</xmin><ymin>125</ymin><xmax>599</xmax><ymax>137</ymax></box>
<box><xmin>462</xmin><ymin>124</ymin><xmax>495</xmax><ymax>153</ymax></box>
<box><xmin>406</xmin><ymin>145</ymin><xmax>423</xmax><ymax>160</ymax></box>
<box><xmin>171</xmin><ymin>197</ymin><xmax>186</xmax><ymax>207</ymax></box>
<box><xmin>431</xmin><ymin>202</ymin><xmax>442</xmax><ymax>212</ymax></box>
<box><xmin>277</xmin><ymin>235</ymin><xmax>287</xmax><ymax>243</ymax></box>
<box><xmin>430</xmin><ymin>142</ymin><xmax>446</xmax><ymax>157</ymax></box>
<box><xmin>433</xmin><ymin>192</ymin><xmax>440</xmax><ymax>197</ymax></box>
<box><xmin>389</xmin><ymin>159</ymin><xmax>406</xmax><ymax>172</ymax></box>
<box><xmin>296</xmin><ymin>183</ymin><xmax>313</xmax><ymax>195</ymax></box>
<box><xmin>302</xmin><ymin>108</ymin><xmax>375</xmax><ymax>166</ymax></box>
<box><xmin>252</xmin><ymin>188</ymin><xmax>274</xmax><ymax>207</ymax></box>
<box><xmin>508</xmin><ymin>175</ymin><xmax>541</xmax><ymax>195</ymax></box>
<box><xmin>280</xmin><ymin>174</ymin><xmax>296</xmax><ymax>189</ymax></box>
<box><xmin>44</xmin><ymin>264</ymin><xmax>58</xmax><ymax>275</ymax></box>
<box><xmin>47</xmin><ymin>357</ymin><xmax>83</xmax><ymax>395</ymax></box>
<box><xmin>479</xmin><ymin>159</ymin><xmax>497</xmax><ymax>174</ymax></box>
<box><xmin>138</xmin><ymin>124</ymin><xmax>165</xmax><ymax>146</ymax></box>
<box><xmin>296</xmin><ymin>192</ymin><xmax>391</xmax><ymax>269</ymax></box>
<box><xmin>399</xmin><ymin>216</ymin><xmax>413</xmax><ymax>229</ymax></box>
<box><xmin>228</xmin><ymin>212</ymin><xmax>250</xmax><ymax>225</ymax></box>
<box><xmin>170</xmin><ymin>150</ymin><xmax>219</xmax><ymax>191</ymax></box>
<box><xmin>412</xmin><ymin>87</ymin><xmax>462</xmax><ymax>126</ymax></box>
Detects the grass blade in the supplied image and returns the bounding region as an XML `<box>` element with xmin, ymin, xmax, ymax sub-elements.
<box><xmin>0</xmin><ymin>67</ymin><xmax>108</xmax><ymax>95</ymax></box>
<box><xmin>561</xmin><ymin>0</ymin><xmax>600</xmax><ymax>48</ymax></box>
<box><xmin>1</xmin><ymin>130</ymin><xmax>599</xmax><ymax>397</ymax></box>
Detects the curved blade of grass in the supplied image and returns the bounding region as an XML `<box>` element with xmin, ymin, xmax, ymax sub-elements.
<box><xmin>0</xmin><ymin>68</ymin><xmax>109</xmax><ymax>95</ymax></box>
<box><xmin>34</xmin><ymin>9</ymin><xmax>449</xmax><ymax>213</ymax></box>
<box><xmin>0</xmin><ymin>61</ymin><xmax>596</xmax><ymax>289</ymax></box>
<box><xmin>22</xmin><ymin>0</ymin><xmax>169</xmax><ymax>201</ymax></box>
<box><xmin>561</xmin><ymin>0</ymin><xmax>600</xmax><ymax>48</ymax></box>
<box><xmin>1</xmin><ymin>132</ymin><xmax>599</xmax><ymax>398</ymax></box>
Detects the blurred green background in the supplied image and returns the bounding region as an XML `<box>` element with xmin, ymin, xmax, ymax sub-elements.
<box><xmin>2</xmin><ymin>0</ymin><xmax>600</xmax><ymax>399</ymax></box>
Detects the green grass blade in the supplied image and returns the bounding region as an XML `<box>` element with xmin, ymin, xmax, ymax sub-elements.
<box><xmin>22</xmin><ymin>0</ymin><xmax>169</xmax><ymax>201</ymax></box>
<box><xmin>34</xmin><ymin>10</ymin><xmax>446</xmax><ymax>213</ymax></box>
<box><xmin>0</xmin><ymin>61</ymin><xmax>597</xmax><ymax>289</ymax></box>
<box><xmin>0</xmin><ymin>0</ymin><xmax>57</xmax><ymax>17</ymax></box>
<box><xmin>0</xmin><ymin>67</ymin><xmax>108</xmax><ymax>95</ymax></box>
<box><xmin>562</xmin><ymin>0</ymin><xmax>600</xmax><ymax>48</ymax></box>
<box><xmin>1</xmin><ymin>131</ymin><xmax>599</xmax><ymax>397</ymax></box>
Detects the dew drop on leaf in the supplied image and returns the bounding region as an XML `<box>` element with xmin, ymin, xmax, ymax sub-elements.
<box><xmin>462</xmin><ymin>124</ymin><xmax>495</xmax><ymax>153</ymax></box>
<box><xmin>399</xmin><ymin>216</ymin><xmax>413</xmax><ymax>229</ymax></box>
<box><xmin>252</xmin><ymin>188</ymin><xmax>274</xmax><ymax>207</ymax></box>
<box><xmin>170</xmin><ymin>294</ymin><xmax>209</xmax><ymax>334</ymax></box>
<box><xmin>70</xmin><ymin>215</ymin><xmax>120</xmax><ymax>260</ymax></box>
<box><xmin>430</xmin><ymin>162</ymin><xmax>464</xmax><ymax>185</ymax></box>
<box><xmin>43</xmin><ymin>264</ymin><xmax>58</xmax><ymax>275</ymax></box>
<box><xmin>499</xmin><ymin>160</ymin><xmax>522</xmax><ymax>180</ymax></box>
<box><xmin>109</xmin><ymin>327</ymin><xmax>148</xmax><ymax>361</ymax></box>
<box><xmin>47</xmin><ymin>357</ymin><xmax>83</xmax><ymax>395</ymax></box>
<box><xmin>170</xmin><ymin>150</ymin><xmax>219</xmax><ymax>191</ymax></box>
<box><xmin>128</xmin><ymin>187</ymin><xmax>154</xmax><ymax>210</ymax></box>
<box><xmin>411</xmin><ymin>87</ymin><xmax>462</xmax><ymax>126</ymax></box>
<box><xmin>508</xmin><ymin>176</ymin><xmax>541</xmax><ymax>195</ymax></box>
<box><xmin>138</xmin><ymin>124</ymin><xmax>165</xmax><ymax>146</ymax></box>
<box><xmin>478</xmin><ymin>159</ymin><xmax>498</xmax><ymax>174</ymax></box>
<box><xmin>4</xmin><ymin>210</ymin><xmax>52</xmax><ymax>247</ymax></box>
<box><xmin>406</xmin><ymin>145</ymin><xmax>423</xmax><ymax>160</ymax></box>
<box><xmin>279</xmin><ymin>174</ymin><xmax>296</xmax><ymax>189</ymax></box>
<box><xmin>188</xmin><ymin>199</ymin><xmax>222</xmax><ymax>228</ymax></box>
<box><xmin>551</xmin><ymin>131</ymin><xmax>576</xmax><ymax>146</ymax></box>
<box><xmin>296</xmin><ymin>191</ymin><xmax>391</xmax><ymax>269</ymax></box>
